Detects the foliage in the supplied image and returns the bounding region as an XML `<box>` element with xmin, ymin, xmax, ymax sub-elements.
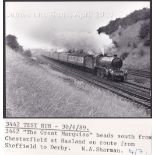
<box><xmin>144</xmin><ymin>39</ymin><xmax>151</xmax><ymax>46</ymax></box>
<box><xmin>139</xmin><ymin>49</ymin><xmax>145</xmax><ymax>57</ymax></box>
<box><xmin>23</xmin><ymin>50</ymin><xmax>32</xmax><ymax>57</ymax></box>
<box><xmin>138</xmin><ymin>20</ymin><xmax>150</xmax><ymax>40</ymax></box>
<box><xmin>18</xmin><ymin>45</ymin><xmax>24</xmax><ymax>53</ymax></box>
<box><xmin>97</xmin><ymin>8</ymin><xmax>150</xmax><ymax>34</ymax></box>
<box><xmin>133</xmin><ymin>43</ymin><xmax>137</xmax><ymax>48</ymax></box>
<box><xmin>6</xmin><ymin>34</ymin><xmax>20</xmax><ymax>51</ymax></box>
<box><xmin>6</xmin><ymin>34</ymin><xmax>32</xmax><ymax>57</ymax></box>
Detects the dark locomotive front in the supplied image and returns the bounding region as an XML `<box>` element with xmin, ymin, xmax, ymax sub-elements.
<box><xmin>96</xmin><ymin>54</ymin><xmax>127</xmax><ymax>81</ymax></box>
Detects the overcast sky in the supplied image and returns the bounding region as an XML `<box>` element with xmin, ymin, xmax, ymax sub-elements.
<box><xmin>6</xmin><ymin>1</ymin><xmax>150</xmax><ymax>49</ymax></box>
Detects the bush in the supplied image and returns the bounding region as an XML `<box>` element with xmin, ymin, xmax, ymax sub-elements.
<box><xmin>6</xmin><ymin>34</ymin><xmax>19</xmax><ymax>51</ymax></box>
<box><xmin>18</xmin><ymin>45</ymin><xmax>24</xmax><ymax>53</ymax></box>
<box><xmin>139</xmin><ymin>21</ymin><xmax>150</xmax><ymax>40</ymax></box>
<box><xmin>133</xmin><ymin>43</ymin><xmax>137</xmax><ymax>48</ymax></box>
<box><xmin>144</xmin><ymin>39</ymin><xmax>151</xmax><ymax>46</ymax></box>
<box><xmin>139</xmin><ymin>49</ymin><xmax>145</xmax><ymax>57</ymax></box>
<box><xmin>128</xmin><ymin>42</ymin><xmax>131</xmax><ymax>47</ymax></box>
<box><xmin>23</xmin><ymin>50</ymin><xmax>32</xmax><ymax>57</ymax></box>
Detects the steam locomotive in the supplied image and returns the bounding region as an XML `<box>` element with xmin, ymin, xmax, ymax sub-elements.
<box><xmin>43</xmin><ymin>50</ymin><xmax>127</xmax><ymax>81</ymax></box>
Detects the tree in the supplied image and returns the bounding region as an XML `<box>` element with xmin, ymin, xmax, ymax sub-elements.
<box><xmin>18</xmin><ymin>45</ymin><xmax>24</xmax><ymax>53</ymax></box>
<box><xmin>139</xmin><ymin>21</ymin><xmax>150</xmax><ymax>40</ymax></box>
<box><xmin>6</xmin><ymin>34</ymin><xmax>20</xmax><ymax>51</ymax></box>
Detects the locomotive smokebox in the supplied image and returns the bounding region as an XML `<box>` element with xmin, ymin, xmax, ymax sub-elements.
<box><xmin>97</xmin><ymin>56</ymin><xmax>123</xmax><ymax>69</ymax></box>
<box><xmin>111</xmin><ymin>57</ymin><xmax>123</xmax><ymax>68</ymax></box>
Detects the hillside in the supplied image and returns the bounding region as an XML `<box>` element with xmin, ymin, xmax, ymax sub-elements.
<box><xmin>98</xmin><ymin>8</ymin><xmax>150</xmax><ymax>70</ymax></box>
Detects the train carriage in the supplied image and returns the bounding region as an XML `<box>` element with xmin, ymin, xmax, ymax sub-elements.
<box><xmin>68</xmin><ymin>55</ymin><xmax>84</xmax><ymax>66</ymax></box>
<box><xmin>50</xmin><ymin>52</ymin><xmax>59</xmax><ymax>60</ymax></box>
<box><xmin>58</xmin><ymin>52</ymin><xmax>68</xmax><ymax>62</ymax></box>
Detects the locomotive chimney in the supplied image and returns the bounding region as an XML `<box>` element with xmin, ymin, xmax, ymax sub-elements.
<box><xmin>114</xmin><ymin>54</ymin><xmax>117</xmax><ymax>57</ymax></box>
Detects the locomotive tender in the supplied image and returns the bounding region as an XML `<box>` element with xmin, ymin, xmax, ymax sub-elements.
<box><xmin>44</xmin><ymin>50</ymin><xmax>127</xmax><ymax>81</ymax></box>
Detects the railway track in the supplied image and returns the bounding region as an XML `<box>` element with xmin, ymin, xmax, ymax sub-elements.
<box><xmin>125</xmin><ymin>81</ymin><xmax>150</xmax><ymax>91</ymax></box>
<box><xmin>127</xmin><ymin>69</ymin><xmax>151</xmax><ymax>78</ymax></box>
<box><xmin>41</xmin><ymin>55</ymin><xmax>151</xmax><ymax>109</ymax></box>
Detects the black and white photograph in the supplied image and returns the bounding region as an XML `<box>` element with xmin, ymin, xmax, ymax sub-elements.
<box><xmin>4</xmin><ymin>0</ymin><xmax>151</xmax><ymax>118</ymax></box>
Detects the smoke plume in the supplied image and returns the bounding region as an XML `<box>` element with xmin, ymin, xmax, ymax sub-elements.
<box><xmin>50</xmin><ymin>31</ymin><xmax>114</xmax><ymax>54</ymax></box>
<box><xmin>30</xmin><ymin>25</ymin><xmax>115</xmax><ymax>54</ymax></box>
